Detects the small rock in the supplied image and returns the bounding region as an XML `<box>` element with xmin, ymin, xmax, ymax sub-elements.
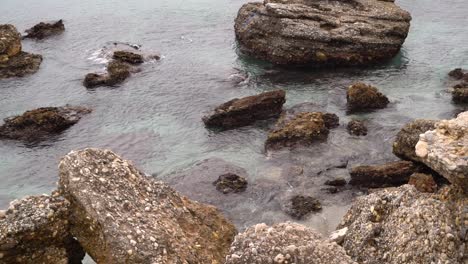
<box><xmin>347</xmin><ymin>120</ymin><xmax>368</xmax><ymax>136</ymax></box>
<box><xmin>83</xmin><ymin>60</ymin><xmax>131</xmax><ymax>88</ymax></box>
<box><xmin>347</xmin><ymin>83</ymin><xmax>389</xmax><ymax>112</ymax></box>
<box><xmin>23</xmin><ymin>20</ymin><xmax>65</xmax><ymax>39</ymax></box>
<box><xmin>213</xmin><ymin>173</ymin><xmax>248</xmax><ymax>194</ymax></box>
<box><xmin>284</xmin><ymin>195</ymin><xmax>322</xmax><ymax>219</ymax></box>
<box><xmin>392</xmin><ymin>119</ymin><xmax>438</xmax><ymax>162</ymax></box>
<box><xmin>329</xmin><ymin>227</ymin><xmax>348</xmax><ymax>245</ymax></box>
<box><xmin>408</xmin><ymin>173</ymin><xmax>437</xmax><ymax>193</ymax></box>
<box><xmin>448</xmin><ymin>68</ymin><xmax>466</xmax><ymax>80</ymax></box>
<box><xmin>349</xmin><ymin>161</ymin><xmax>419</xmax><ymax>188</ymax></box>
<box><xmin>325</xmin><ymin>177</ymin><xmax>347</xmax><ymax>186</ymax></box>
<box><xmin>452</xmin><ymin>82</ymin><xmax>468</xmax><ymax>103</ymax></box>
<box><xmin>0</xmin><ymin>24</ymin><xmax>21</xmax><ymax>57</ymax></box>
<box><xmin>113</xmin><ymin>51</ymin><xmax>144</xmax><ymax>64</ymax></box>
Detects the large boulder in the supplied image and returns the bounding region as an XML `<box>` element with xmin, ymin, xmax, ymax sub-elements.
<box><xmin>58</xmin><ymin>148</ymin><xmax>237</xmax><ymax>264</ymax></box>
<box><xmin>0</xmin><ymin>24</ymin><xmax>21</xmax><ymax>57</ymax></box>
<box><xmin>234</xmin><ymin>0</ymin><xmax>411</xmax><ymax>65</ymax></box>
<box><xmin>265</xmin><ymin>111</ymin><xmax>338</xmax><ymax>150</ymax></box>
<box><xmin>0</xmin><ymin>106</ymin><xmax>91</xmax><ymax>142</ymax></box>
<box><xmin>23</xmin><ymin>20</ymin><xmax>65</xmax><ymax>40</ymax></box>
<box><xmin>349</xmin><ymin>161</ymin><xmax>419</xmax><ymax>188</ymax></box>
<box><xmin>0</xmin><ymin>194</ymin><xmax>85</xmax><ymax>264</ymax></box>
<box><xmin>392</xmin><ymin>119</ymin><xmax>438</xmax><ymax>162</ymax></box>
<box><xmin>346</xmin><ymin>82</ymin><xmax>389</xmax><ymax>112</ymax></box>
<box><xmin>225</xmin><ymin>222</ymin><xmax>356</xmax><ymax>264</ymax></box>
<box><xmin>202</xmin><ymin>90</ymin><xmax>286</xmax><ymax>129</ymax></box>
<box><xmin>416</xmin><ymin>112</ymin><xmax>468</xmax><ymax>193</ymax></box>
<box><xmin>338</xmin><ymin>185</ymin><xmax>467</xmax><ymax>264</ymax></box>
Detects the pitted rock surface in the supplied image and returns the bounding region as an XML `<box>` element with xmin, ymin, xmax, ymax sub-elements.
<box><xmin>58</xmin><ymin>148</ymin><xmax>236</xmax><ymax>264</ymax></box>
<box><xmin>393</xmin><ymin>119</ymin><xmax>438</xmax><ymax>162</ymax></box>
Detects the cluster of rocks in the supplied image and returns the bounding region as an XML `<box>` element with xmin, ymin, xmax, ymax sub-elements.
<box><xmin>449</xmin><ymin>68</ymin><xmax>468</xmax><ymax>103</ymax></box>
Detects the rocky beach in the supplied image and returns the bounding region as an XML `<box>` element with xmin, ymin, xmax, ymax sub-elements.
<box><xmin>0</xmin><ymin>0</ymin><xmax>467</xmax><ymax>263</ymax></box>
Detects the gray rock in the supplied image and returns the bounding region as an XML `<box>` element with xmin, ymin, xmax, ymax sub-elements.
<box><xmin>225</xmin><ymin>222</ymin><xmax>357</xmax><ymax>264</ymax></box>
<box><xmin>392</xmin><ymin>119</ymin><xmax>438</xmax><ymax>162</ymax></box>
<box><xmin>58</xmin><ymin>148</ymin><xmax>237</xmax><ymax>264</ymax></box>
<box><xmin>234</xmin><ymin>0</ymin><xmax>411</xmax><ymax>65</ymax></box>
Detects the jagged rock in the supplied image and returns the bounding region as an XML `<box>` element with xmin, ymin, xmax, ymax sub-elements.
<box><xmin>58</xmin><ymin>148</ymin><xmax>236</xmax><ymax>264</ymax></box>
<box><xmin>325</xmin><ymin>177</ymin><xmax>347</xmax><ymax>186</ymax></box>
<box><xmin>265</xmin><ymin>112</ymin><xmax>337</xmax><ymax>150</ymax></box>
<box><xmin>234</xmin><ymin>0</ymin><xmax>411</xmax><ymax>65</ymax></box>
<box><xmin>347</xmin><ymin>120</ymin><xmax>368</xmax><ymax>136</ymax></box>
<box><xmin>0</xmin><ymin>24</ymin><xmax>42</xmax><ymax>79</ymax></box>
<box><xmin>329</xmin><ymin>227</ymin><xmax>348</xmax><ymax>245</ymax></box>
<box><xmin>416</xmin><ymin>112</ymin><xmax>468</xmax><ymax>193</ymax></box>
<box><xmin>349</xmin><ymin>161</ymin><xmax>419</xmax><ymax>188</ymax></box>
<box><xmin>83</xmin><ymin>60</ymin><xmax>131</xmax><ymax>88</ymax></box>
<box><xmin>347</xmin><ymin>83</ymin><xmax>389</xmax><ymax>111</ymax></box>
<box><xmin>113</xmin><ymin>51</ymin><xmax>144</xmax><ymax>64</ymax></box>
<box><xmin>448</xmin><ymin>68</ymin><xmax>468</xmax><ymax>81</ymax></box>
<box><xmin>0</xmin><ymin>194</ymin><xmax>85</xmax><ymax>264</ymax></box>
<box><xmin>0</xmin><ymin>106</ymin><xmax>91</xmax><ymax>142</ymax></box>
<box><xmin>452</xmin><ymin>82</ymin><xmax>468</xmax><ymax>103</ymax></box>
<box><xmin>225</xmin><ymin>222</ymin><xmax>357</xmax><ymax>264</ymax></box>
<box><xmin>408</xmin><ymin>173</ymin><xmax>437</xmax><ymax>193</ymax></box>
<box><xmin>393</xmin><ymin>119</ymin><xmax>438</xmax><ymax>162</ymax></box>
<box><xmin>338</xmin><ymin>185</ymin><xmax>467</xmax><ymax>264</ymax></box>
<box><xmin>283</xmin><ymin>195</ymin><xmax>322</xmax><ymax>219</ymax></box>
<box><xmin>213</xmin><ymin>173</ymin><xmax>248</xmax><ymax>194</ymax></box>
<box><xmin>0</xmin><ymin>24</ymin><xmax>21</xmax><ymax>57</ymax></box>
<box><xmin>23</xmin><ymin>20</ymin><xmax>65</xmax><ymax>40</ymax></box>
<box><xmin>202</xmin><ymin>90</ymin><xmax>286</xmax><ymax>129</ymax></box>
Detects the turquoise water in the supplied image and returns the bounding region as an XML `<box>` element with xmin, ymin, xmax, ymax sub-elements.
<box><xmin>0</xmin><ymin>0</ymin><xmax>467</xmax><ymax>235</ymax></box>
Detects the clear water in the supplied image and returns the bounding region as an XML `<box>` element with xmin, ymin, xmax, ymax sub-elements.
<box><xmin>1</xmin><ymin>0</ymin><xmax>467</xmax><ymax>237</ymax></box>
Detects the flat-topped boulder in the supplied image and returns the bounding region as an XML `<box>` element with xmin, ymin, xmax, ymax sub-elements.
<box><xmin>203</xmin><ymin>90</ymin><xmax>286</xmax><ymax>129</ymax></box>
<box><xmin>0</xmin><ymin>106</ymin><xmax>91</xmax><ymax>142</ymax></box>
<box><xmin>23</xmin><ymin>20</ymin><xmax>65</xmax><ymax>40</ymax></box>
<box><xmin>349</xmin><ymin>160</ymin><xmax>419</xmax><ymax>188</ymax></box>
<box><xmin>416</xmin><ymin>112</ymin><xmax>468</xmax><ymax>193</ymax></box>
<box><xmin>347</xmin><ymin>82</ymin><xmax>389</xmax><ymax>111</ymax></box>
<box><xmin>234</xmin><ymin>0</ymin><xmax>411</xmax><ymax>65</ymax></box>
<box><xmin>225</xmin><ymin>222</ymin><xmax>356</xmax><ymax>264</ymax></box>
<box><xmin>58</xmin><ymin>148</ymin><xmax>236</xmax><ymax>263</ymax></box>
<box><xmin>0</xmin><ymin>194</ymin><xmax>85</xmax><ymax>264</ymax></box>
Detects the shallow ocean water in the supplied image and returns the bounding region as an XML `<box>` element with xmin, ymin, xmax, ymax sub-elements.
<box><xmin>0</xmin><ymin>0</ymin><xmax>467</xmax><ymax>241</ymax></box>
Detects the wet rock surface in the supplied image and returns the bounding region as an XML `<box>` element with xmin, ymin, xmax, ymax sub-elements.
<box><xmin>113</xmin><ymin>50</ymin><xmax>144</xmax><ymax>64</ymax></box>
<box><xmin>349</xmin><ymin>160</ymin><xmax>419</xmax><ymax>188</ymax></box>
<box><xmin>449</xmin><ymin>68</ymin><xmax>468</xmax><ymax>81</ymax></box>
<box><xmin>283</xmin><ymin>195</ymin><xmax>322</xmax><ymax>219</ymax></box>
<box><xmin>0</xmin><ymin>106</ymin><xmax>91</xmax><ymax>142</ymax></box>
<box><xmin>83</xmin><ymin>60</ymin><xmax>131</xmax><ymax>88</ymax></box>
<box><xmin>347</xmin><ymin>120</ymin><xmax>368</xmax><ymax>136</ymax></box>
<box><xmin>0</xmin><ymin>24</ymin><xmax>21</xmax><ymax>57</ymax></box>
<box><xmin>452</xmin><ymin>82</ymin><xmax>468</xmax><ymax>103</ymax></box>
<box><xmin>234</xmin><ymin>0</ymin><xmax>411</xmax><ymax>65</ymax></box>
<box><xmin>213</xmin><ymin>173</ymin><xmax>248</xmax><ymax>194</ymax></box>
<box><xmin>339</xmin><ymin>185</ymin><xmax>467</xmax><ymax>264</ymax></box>
<box><xmin>392</xmin><ymin>119</ymin><xmax>438</xmax><ymax>162</ymax></box>
<box><xmin>0</xmin><ymin>194</ymin><xmax>85</xmax><ymax>264</ymax></box>
<box><xmin>408</xmin><ymin>173</ymin><xmax>437</xmax><ymax>193</ymax></box>
<box><xmin>23</xmin><ymin>20</ymin><xmax>65</xmax><ymax>40</ymax></box>
<box><xmin>346</xmin><ymin>82</ymin><xmax>389</xmax><ymax>112</ymax></box>
<box><xmin>225</xmin><ymin>222</ymin><xmax>357</xmax><ymax>264</ymax></box>
<box><xmin>416</xmin><ymin>112</ymin><xmax>468</xmax><ymax>193</ymax></box>
<box><xmin>202</xmin><ymin>90</ymin><xmax>286</xmax><ymax>129</ymax></box>
<box><xmin>325</xmin><ymin>177</ymin><xmax>347</xmax><ymax>187</ymax></box>
<box><xmin>265</xmin><ymin>112</ymin><xmax>335</xmax><ymax>150</ymax></box>
<box><xmin>58</xmin><ymin>148</ymin><xmax>236</xmax><ymax>263</ymax></box>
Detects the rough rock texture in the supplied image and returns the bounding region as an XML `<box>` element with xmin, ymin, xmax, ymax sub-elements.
<box><xmin>325</xmin><ymin>177</ymin><xmax>347</xmax><ymax>186</ymax></box>
<box><xmin>452</xmin><ymin>82</ymin><xmax>468</xmax><ymax>103</ymax></box>
<box><xmin>265</xmin><ymin>112</ymin><xmax>335</xmax><ymax>150</ymax></box>
<box><xmin>393</xmin><ymin>119</ymin><xmax>438</xmax><ymax>162</ymax></box>
<box><xmin>234</xmin><ymin>0</ymin><xmax>411</xmax><ymax>65</ymax></box>
<box><xmin>213</xmin><ymin>173</ymin><xmax>248</xmax><ymax>194</ymax></box>
<box><xmin>408</xmin><ymin>173</ymin><xmax>437</xmax><ymax>193</ymax></box>
<box><xmin>347</xmin><ymin>82</ymin><xmax>389</xmax><ymax>111</ymax></box>
<box><xmin>416</xmin><ymin>112</ymin><xmax>468</xmax><ymax>193</ymax></box>
<box><xmin>202</xmin><ymin>90</ymin><xmax>286</xmax><ymax>129</ymax></box>
<box><xmin>349</xmin><ymin>161</ymin><xmax>419</xmax><ymax>188</ymax></box>
<box><xmin>339</xmin><ymin>185</ymin><xmax>467</xmax><ymax>264</ymax></box>
<box><xmin>113</xmin><ymin>51</ymin><xmax>144</xmax><ymax>64</ymax></box>
<box><xmin>83</xmin><ymin>60</ymin><xmax>131</xmax><ymax>88</ymax></box>
<box><xmin>0</xmin><ymin>106</ymin><xmax>91</xmax><ymax>142</ymax></box>
<box><xmin>449</xmin><ymin>68</ymin><xmax>468</xmax><ymax>81</ymax></box>
<box><xmin>347</xmin><ymin>120</ymin><xmax>368</xmax><ymax>136</ymax></box>
<box><xmin>24</xmin><ymin>20</ymin><xmax>65</xmax><ymax>39</ymax></box>
<box><xmin>0</xmin><ymin>24</ymin><xmax>22</xmax><ymax>57</ymax></box>
<box><xmin>0</xmin><ymin>194</ymin><xmax>85</xmax><ymax>264</ymax></box>
<box><xmin>283</xmin><ymin>195</ymin><xmax>322</xmax><ymax>219</ymax></box>
<box><xmin>225</xmin><ymin>222</ymin><xmax>357</xmax><ymax>264</ymax></box>
<box><xmin>58</xmin><ymin>148</ymin><xmax>237</xmax><ymax>264</ymax></box>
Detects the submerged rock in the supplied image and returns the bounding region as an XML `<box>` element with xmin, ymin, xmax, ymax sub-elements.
<box><xmin>83</xmin><ymin>60</ymin><xmax>131</xmax><ymax>88</ymax></box>
<box><xmin>0</xmin><ymin>24</ymin><xmax>42</xmax><ymax>79</ymax></box>
<box><xmin>448</xmin><ymin>68</ymin><xmax>468</xmax><ymax>81</ymax></box>
<box><xmin>0</xmin><ymin>194</ymin><xmax>85</xmax><ymax>264</ymax></box>
<box><xmin>349</xmin><ymin>161</ymin><xmax>419</xmax><ymax>188</ymax></box>
<box><xmin>346</xmin><ymin>83</ymin><xmax>389</xmax><ymax>112</ymax></box>
<box><xmin>416</xmin><ymin>112</ymin><xmax>468</xmax><ymax>193</ymax></box>
<box><xmin>58</xmin><ymin>148</ymin><xmax>236</xmax><ymax>263</ymax></box>
<box><xmin>347</xmin><ymin>120</ymin><xmax>368</xmax><ymax>136</ymax></box>
<box><xmin>0</xmin><ymin>106</ymin><xmax>91</xmax><ymax>142</ymax></box>
<box><xmin>225</xmin><ymin>222</ymin><xmax>356</xmax><ymax>264</ymax></box>
<box><xmin>23</xmin><ymin>20</ymin><xmax>65</xmax><ymax>40</ymax></box>
<box><xmin>113</xmin><ymin>50</ymin><xmax>144</xmax><ymax>64</ymax></box>
<box><xmin>393</xmin><ymin>119</ymin><xmax>438</xmax><ymax>162</ymax></box>
<box><xmin>283</xmin><ymin>195</ymin><xmax>322</xmax><ymax>219</ymax></box>
<box><xmin>265</xmin><ymin>112</ymin><xmax>337</xmax><ymax>150</ymax></box>
<box><xmin>325</xmin><ymin>177</ymin><xmax>347</xmax><ymax>187</ymax></box>
<box><xmin>202</xmin><ymin>90</ymin><xmax>286</xmax><ymax>129</ymax></box>
<box><xmin>339</xmin><ymin>185</ymin><xmax>466</xmax><ymax>264</ymax></box>
<box><xmin>213</xmin><ymin>173</ymin><xmax>248</xmax><ymax>194</ymax></box>
<box><xmin>408</xmin><ymin>173</ymin><xmax>437</xmax><ymax>193</ymax></box>
<box><xmin>234</xmin><ymin>0</ymin><xmax>411</xmax><ymax>65</ymax></box>
<box><xmin>452</xmin><ymin>82</ymin><xmax>468</xmax><ymax>103</ymax></box>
